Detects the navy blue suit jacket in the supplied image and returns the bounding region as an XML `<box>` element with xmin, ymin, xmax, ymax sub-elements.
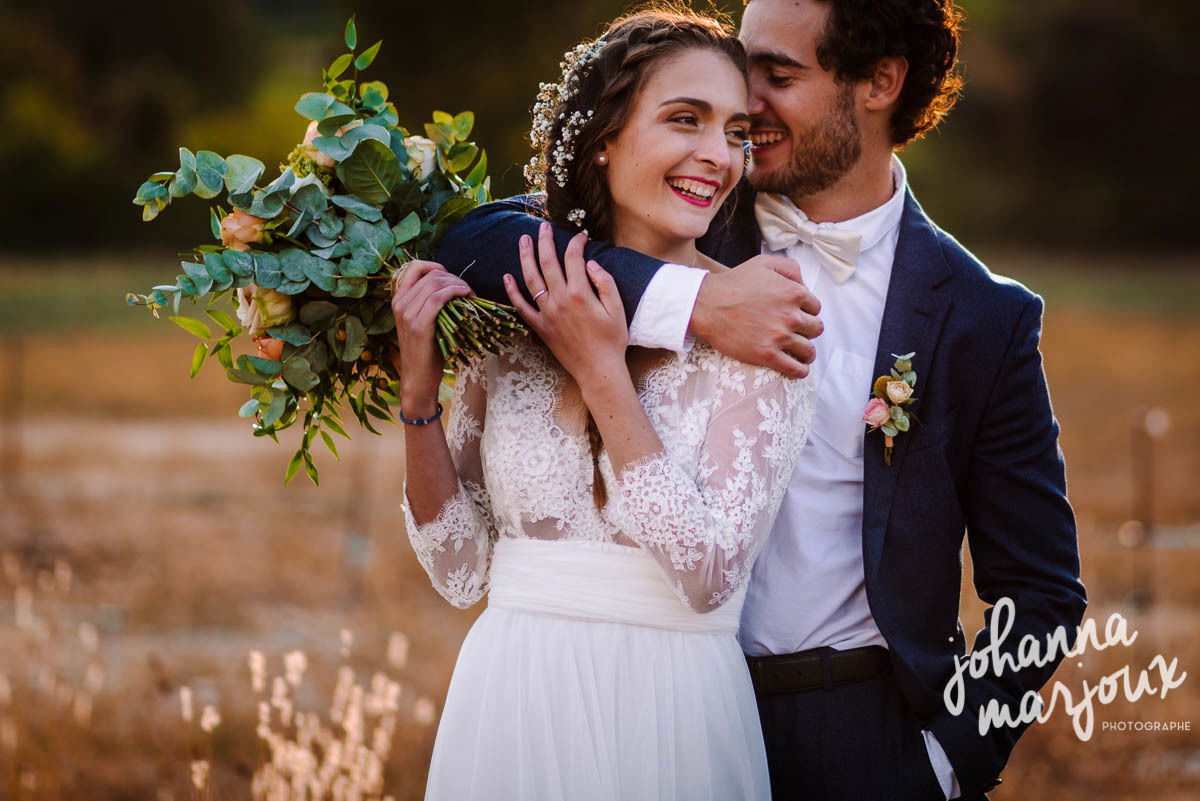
<box><xmin>438</xmin><ymin>182</ymin><xmax>1087</xmax><ymax>798</ymax></box>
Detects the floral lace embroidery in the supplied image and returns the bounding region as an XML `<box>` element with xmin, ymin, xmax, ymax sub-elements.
<box><xmin>401</xmin><ymin>338</ymin><xmax>817</xmax><ymax>613</ymax></box>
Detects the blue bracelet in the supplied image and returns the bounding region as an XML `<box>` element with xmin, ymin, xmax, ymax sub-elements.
<box><xmin>399</xmin><ymin>402</ymin><xmax>443</xmax><ymax>426</ymax></box>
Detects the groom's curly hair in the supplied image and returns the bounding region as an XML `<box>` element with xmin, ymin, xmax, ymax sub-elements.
<box><xmin>532</xmin><ymin>4</ymin><xmax>747</xmax><ymax>242</ymax></box>
<box><xmin>746</xmin><ymin>0</ymin><xmax>964</xmax><ymax>146</ymax></box>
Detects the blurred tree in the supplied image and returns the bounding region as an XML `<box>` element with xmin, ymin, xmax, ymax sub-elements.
<box><xmin>0</xmin><ymin>0</ymin><xmax>1194</xmax><ymax>252</ymax></box>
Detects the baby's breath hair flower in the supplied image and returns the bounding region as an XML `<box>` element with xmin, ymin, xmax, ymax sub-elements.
<box><xmin>526</xmin><ymin>37</ymin><xmax>608</xmax><ymax>192</ymax></box>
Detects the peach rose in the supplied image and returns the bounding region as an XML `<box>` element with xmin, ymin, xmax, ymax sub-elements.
<box><xmin>303</xmin><ymin>119</ymin><xmax>364</xmax><ymax>168</ymax></box>
<box><xmin>254</xmin><ymin>336</ymin><xmax>284</xmax><ymax>361</ymax></box>
<box><xmin>220</xmin><ymin>210</ymin><xmax>265</xmax><ymax>252</ymax></box>
<box><xmin>862</xmin><ymin>398</ymin><xmax>891</xmax><ymax>429</ymax></box>
<box><xmin>886</xmin><ymin>380</ymin><xmax>913</xmax><ymax>404</ymax></box>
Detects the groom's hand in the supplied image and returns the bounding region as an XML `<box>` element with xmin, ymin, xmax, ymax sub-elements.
<box><xmin>690</xmin><ymin>255</ymin><xmax>822</xmax><ymax>378</ymax></box>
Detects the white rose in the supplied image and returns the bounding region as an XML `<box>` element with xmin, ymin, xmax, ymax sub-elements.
<box><xmin>404</xmin><ymin>136</ymin><xmax>438</xmax><ymax>180</ymax></box>
<box><xmin>236</xmin><ymin>283</ymin><xmax>295</xmax><ymax>338</ymax></box>
<box><xmin>885</xmin><ymin>380</ymin><xmax>913</xmax><ymax>404</ymax></box>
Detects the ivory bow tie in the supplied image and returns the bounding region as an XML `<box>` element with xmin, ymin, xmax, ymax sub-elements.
<box><xmin>755</xmin><ymin>193</ymin><xmax>862</xmax><ymax>284</ymax></box>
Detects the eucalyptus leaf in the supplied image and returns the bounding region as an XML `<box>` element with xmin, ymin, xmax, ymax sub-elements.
<box><xmin>343</xmin><ymin>123</ymin><xmax>396</xmax><ymax>151</ymax></box>
<box><xmin>195</xmin><ymin>151</ymin><xmax>227</xmax><ymax>193</ymax></box>
<box><xmin>338</xmin><ymin>252</ymin><xmax>374</xmax><ymax>278</ymax></box>
<box><xmin>346</xmin><ymin>217</ymin><xmax>395</xmax><ymax>268</ymax></box>
<box><xmin>222</xmin><ymin>249</ymin><xmax>253</xmax><ymax>278</ymax></box>
<box><xmin>181</xmin><ymin>261</ymin><xmax>215</xmax><ymax>295</ymax></box>
<box><xmin>276</xmin><ymin>278</ymin><xmax>311</xmax><ymax>295</ymax></box>
<box><xmin>283</xmin><ymin>356</ymin><xmax>321</xmax><ymax>391</ymax></box>
<box><xmin>244</xmin><ymin>189</ymin><xmax>286</xmax><ymax>219</ymax></box>
<box><xmin>280</xmin><ymin>249</ymin><xmax>307</xmax><ymax>281</ymax></box>
<box><xmin>881</xmin><ymin>425</ymin><xmax>898</xmax><ymax>437</ymax></box>
<box><xmin>253</xmin><ymin>252</ymin><xmax>283</xmax><ymax>289</ymax></box>
<box><xmin>304</xmin><ymin>340</ymin><xmax>330</xmax><ymax>373</ymax></box>
<box><xmin>332</xmin><ymin>276</ymin><xmax>368</xmax><ymax>298</ymax></box>
<box><xmin>295</xmin><ymin>92</ymin><xmax>336</xmax><ymax>121</ymax></box>
<box><xmin>313</xmin><ymin>133</ymin><xmax>355</xmax><ymax>163</ymax></box>
<box><xmin>446</xmin><ymin>143</ymin><xmax>478</xmax><ymax>173</ymax></box>
<box><xmin>170</xmin><ymin>167</ymin><xmax>197</xmax><ymax>198</ymax></box>
<box><xmin>238</xmin><ymin>399</ymin><xmax>260</xmax><ymax>418</ymax></box>
<box><xmin>341</xmin><ymin>316</ymin><xmax>367</xmax><ymax>361</ymax></box>
<box><xmin>247</xmin><ymin>356</ymin><xmax>284</xmax><ymax>376</ymax></box>
<box><xmin>451</xmin><ymin>111</ymin><xmax>474</xmax><ymax>141</ymax></box>
<box><xmin>365</xmin><ymin>313</ymin><xmax>395</xmax><ymax>335</ymax></box>
<box><xmin>318</xmin><ymin>210</ymin><xmax>344</xmax><ymax>238</ymax></box>
<box><xmin>224</xmin><ymin>155</ymin><xmax>265</xmax><ymax>194</ymax></box>
<box><xmin>306</xmin><ymin>225</ymin><xmax>338</xmax><ymax>249</ymax></box>
<box><xmin>299</xmin><ymin>301</ymin><xmax>338</xmax><ymax>326</ymax></box>
<box><xmin>203</xmin><ymin>252</ymin><xmax>233</xmax><ymax>291</ymax></box>
<box><xmin>331</xmin><ymin>195</ymin><xmax>383</xmax><ymax>222</ymax></box>
<box><xmin>391</xmin><ymin>211</ymin><xmax>420</xmax><ymax>244</ymax></box>
<box><xmin>344</xmin><ymin>15</ymin><xmax>357</xmax><ymax>50</ymax></box>
<box><xmin>267</xmin><ymin>322</ymin><xmax>315</xmax><ymax>346</ymax></box>
<box><xmin>262</xmin><ymin>392</ymin><xmax>287</xmax><ymax>426</ymax></box>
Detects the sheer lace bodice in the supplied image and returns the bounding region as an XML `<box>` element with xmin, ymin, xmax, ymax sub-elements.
<box><xmin>402</xmin><ymin>335</ymin><xmax>816</xmax><ymax>612</ymax></box>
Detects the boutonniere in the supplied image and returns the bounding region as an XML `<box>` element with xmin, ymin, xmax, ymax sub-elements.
<box><xmin>861</xmin><ymin>352</ymin><xmax>919</xmax><ymax>466</ymax></box>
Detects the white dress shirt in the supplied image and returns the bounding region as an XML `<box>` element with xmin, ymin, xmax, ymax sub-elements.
<box><xmin>627</xmin><ymin>157</ymin><xmax>960</xmax><ymax>800</ymax></box>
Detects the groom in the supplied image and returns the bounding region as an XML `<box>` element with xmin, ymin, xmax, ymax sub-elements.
<box><xmin>435</xmin><ymin>1</ymin><xmax>1086</xmax><ymax>798</ymax></box>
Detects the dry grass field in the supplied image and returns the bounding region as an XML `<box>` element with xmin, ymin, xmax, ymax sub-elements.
<box><xmin>0</xmin><ymin>252</ymin><xmax>1197</xmax><ymax>799</ymax></box>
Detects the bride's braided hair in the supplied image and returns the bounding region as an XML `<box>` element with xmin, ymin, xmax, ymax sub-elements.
<box><xmin>526</xmin><ymin>5</ymin><xmax>746</xmax><ymax>240</ymax></box>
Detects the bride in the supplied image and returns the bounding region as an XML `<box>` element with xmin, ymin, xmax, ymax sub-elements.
<box><xmin>391</xmin><ymin>8</ymin><xmax>815</xmax><ymax>800</ymax></box>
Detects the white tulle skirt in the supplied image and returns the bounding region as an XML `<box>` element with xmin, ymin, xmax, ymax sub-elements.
<box><xmin>424</xmin><ymin>538</ymin><xmax>770</xmax><ymax>801</ymax></box>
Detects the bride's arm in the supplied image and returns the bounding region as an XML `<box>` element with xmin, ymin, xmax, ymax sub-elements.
<box><xmin>503</xmin><ymin>229</ymin><xmax>815</xmax><ymax>611</ymax></box>
<box><xmin>393</xmin><ymin>263</ymin><xmax>498</xmax><ymax>609</ymax></box>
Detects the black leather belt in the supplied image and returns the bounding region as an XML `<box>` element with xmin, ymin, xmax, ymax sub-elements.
<box><xmin>746</xmin><ymin>645</ymin><xmax>891</xmax><ymax>695</ymax></box>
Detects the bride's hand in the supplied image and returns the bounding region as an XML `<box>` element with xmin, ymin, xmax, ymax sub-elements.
<box><xmin>502</xmin><ymin>222</ymin><xmax>628</xmax><ymax>387</ymax></box>
<box><xmin>390</xmin><ymin>260</ymin><xmax>473</xmax><ymax>415</ymax></box>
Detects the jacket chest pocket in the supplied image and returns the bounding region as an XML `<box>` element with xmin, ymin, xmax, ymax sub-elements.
<box><xmin>811</xmin><ymin>347</ymin><xmax>876</xmax><ymax>460</ymax></box>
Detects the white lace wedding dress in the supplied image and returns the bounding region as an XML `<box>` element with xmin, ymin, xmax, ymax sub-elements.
<box><xmin>402</xmin><ymin>334</ymin><xmax>816</xmax><ymax>801</ymax></box>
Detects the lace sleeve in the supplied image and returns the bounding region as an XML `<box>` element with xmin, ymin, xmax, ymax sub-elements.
<box><xmin>608</xmin><ymin>365</ymin><xmax>815</xmax><ymax>612</ymax></box>
<box><xmin>401</xmin><ymin>356</ymin><xmax>497</xmax><ymax>609</ymax></box>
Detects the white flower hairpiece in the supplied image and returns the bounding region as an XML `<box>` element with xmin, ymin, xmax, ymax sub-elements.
<box><xmin>525</xmin><ymin>36</ymin><xmax>608</xmax><ymax>199</ymax></box>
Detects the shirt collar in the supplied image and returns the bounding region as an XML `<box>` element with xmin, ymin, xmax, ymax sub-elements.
<box><xmin>772</xmin><ymin>155</ymin><xmax>908</xmax><ymax>255</ymax></box>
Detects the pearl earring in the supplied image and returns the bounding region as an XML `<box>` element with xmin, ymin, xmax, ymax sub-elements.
<box><xmin>597</xmin><ymin>153</ymin><xmax>608</xmax><ymax>166</ymax></box>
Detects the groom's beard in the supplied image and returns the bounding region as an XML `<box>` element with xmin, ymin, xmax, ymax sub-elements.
<box><xmin>750</xmin><ymin>83</ymin><xmax>862</xmax><ymax>200</ymax></box>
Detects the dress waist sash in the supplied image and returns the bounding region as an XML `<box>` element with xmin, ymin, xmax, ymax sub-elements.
<box><xmin>487</xmin><ymin>537</ymin><xmax>743</xmax><ymax>635</ymax></box>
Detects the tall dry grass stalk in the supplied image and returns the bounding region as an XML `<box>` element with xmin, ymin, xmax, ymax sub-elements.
<box><xmin>170</xmin><ymin>630</ymin><xmax>437</xmax><ymax>801</ymax></box>
<box><xmin>0</xmin><ymin>551</ymin><xmax>108</xmax><ymax>799</ymax></box>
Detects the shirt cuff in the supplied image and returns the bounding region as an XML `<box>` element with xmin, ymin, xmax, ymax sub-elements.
<box><xmin>921</xmin><ymin>729</ymin><xmax>961</xmax><ymax>800</ymax></box>
<box><xmin>627</xmin><ymin>263</ymin><xmax>706</xmax><ymax>354</ymax></box>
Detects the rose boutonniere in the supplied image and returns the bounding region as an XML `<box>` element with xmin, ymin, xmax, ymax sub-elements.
<box><xmin>862</xmin><ymin>352</ymin><xmax>919</xmax><ymax>466</ymax></box>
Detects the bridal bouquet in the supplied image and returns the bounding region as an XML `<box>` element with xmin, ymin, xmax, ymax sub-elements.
<box><xmin>126</xmin><ymin>16</ymin><xmax>523</xmax><ymax>484</ymax></box>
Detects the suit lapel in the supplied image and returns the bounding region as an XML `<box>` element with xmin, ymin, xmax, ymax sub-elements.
<box><xmin>862</xmin><ymin>190</ymin><xmax>952</xmax><ymax>582</ymax></box>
